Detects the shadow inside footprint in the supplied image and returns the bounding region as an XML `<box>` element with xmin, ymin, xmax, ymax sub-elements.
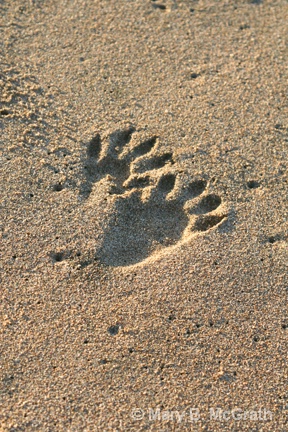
<box><xmin>187</xmin><ymin>180</ymin><xmax>207</xmax><ymax>198</ymax></box>
<box><xmin>87</xmin><ymin>134</ymin><xmax>101</xmax><ymax>158</ymax></box>
<box><xmin>132</xmin><ymin>137</ymin><xmax>157</xmax><ymax>158</ymax></box>
<box><xmin>193</xmin><ymin>214</ymin><xmax>227</xmax><ymax>232</ymax></box>
<box><xmin>197</xmin><ymin>194</ymin><xmax>221</xmax><ymax>214</ymax></box>
<box><xmin>194</xmin><ymin>194</ymin><xmax>222</xmax><ymax>214</ymax></box>
<box><xmin>108</xmin><ymin>127</ymin><xmax>135</xmax><ymax>152</ymax></box>
<box><xmin>97</xmin><ymin>191</ymin><xmax>188</xmax><ymax>267</ymax></box>
<box><xmin>137</xmin><ymin>152</ymin><xmax>174</xmax><ymax>173</ymax></box>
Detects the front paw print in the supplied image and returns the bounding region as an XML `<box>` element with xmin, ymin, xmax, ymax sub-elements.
<box><xmin>83</xmin><ymin>126</ymin><xmax>173</xmax><ymax>196</ymax></box>
<box><xmin>84</xmin><ymin>127</ymin><xmax>227</xmax><ymax>267</ymax></box>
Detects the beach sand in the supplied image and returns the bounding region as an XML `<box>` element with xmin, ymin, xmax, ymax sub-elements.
<box><xmin>1</xmin><ymin>0</ymin><xmax>287</xmax><ymax>430</ymax></box>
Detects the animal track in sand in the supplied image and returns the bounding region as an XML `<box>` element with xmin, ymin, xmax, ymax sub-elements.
<box><xmin>83</xmin><ymin>127</ymin><xmax>227</xmax><ymax>267</ymax></box>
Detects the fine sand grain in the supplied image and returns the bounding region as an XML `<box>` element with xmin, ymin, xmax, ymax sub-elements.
<box><xmin>1</xmin><ymin>0</ymin><xmax>287</xmax><ymax>430</ymax></box>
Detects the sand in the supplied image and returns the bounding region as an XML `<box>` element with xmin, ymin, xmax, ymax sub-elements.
<box><xmin>0</xmin><ymin>0</ymin><xmax>287</xmax><ymax>430</ymax></box>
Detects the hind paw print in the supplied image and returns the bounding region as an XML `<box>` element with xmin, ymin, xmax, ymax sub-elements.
<box><xmin>84</xmin><ymin>127</ymin><xmax>227</xmax><ymax>267</ymax></box>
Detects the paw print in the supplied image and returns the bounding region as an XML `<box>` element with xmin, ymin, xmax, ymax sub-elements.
<box><xmin>84</xmin><ymin>127</ymin><xmax>227</xmax><ymax>267</ymax></box>
<box><xmin>83</xmin><ymin>126</ymin><xmax>173</xmax><ymax>195</ymax></box>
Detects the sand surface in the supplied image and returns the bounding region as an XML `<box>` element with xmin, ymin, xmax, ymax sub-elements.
<box><xmin>1</xmin><ymin>0</ymin><xmax>287</xmax><ymax>430</ymax></box>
